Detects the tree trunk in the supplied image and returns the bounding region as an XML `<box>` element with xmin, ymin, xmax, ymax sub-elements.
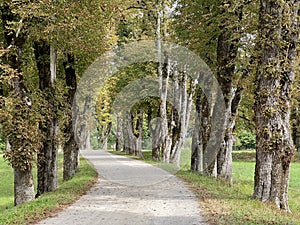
<box><xmin>134</xmin><ymin>109</ymin><xmax>143</xmax><ymax>157</ymax></box>
<box><xmin>63</xmin><ymin>54</ymin><xmax>79</xmax><ymax>181</ymax></box>
<box><xmin>217</xmin><ymin>87</ymin><xmax>243</xmax><ymax>181</ymax></box>
<box><xmin>34</xmin><ymin>40</ymin><xmax>58</xmax><ymax>196</ymax></box>
<box><xmin>1</xmin><ymin>4</ymin><xmax>35</xmax><ymax>205</ymax></box>
<box><xmin>215</xmin><ymin>5</ymin><xmax>241</xmax><ymax>181</ymax></box>
<box><xmin>191</xmin><ymin>87</ymin><xmax>211</xmax><ymax>173</ymax></box>
<box><xmin>116</xmin><ymin>116</ymin><xmax>123</xmax><ymax>151</ymax></box>
<box><xmin>101</xmin><ymin>122</ymin><xmax>112</xmax><ymax>151</ymax></box>
<box><xmin>76</xmin><ymin>96</ymin><xmax>91</xmax><ymax>150</ymax></box>
<box><xmin>14</xmin><ymin>166</ymin><xmax>35</xmax><ymax>206</ymax></box>
<box><xmin>148</xmin><ymin>106</ymin><xmax>161</xmax><ymax>161</ymax></box>
<box><xmin>292</xmin><ymin>98</ymin><xmax>300</xmax><ymax>151</ymax></box>
<box><xmin>156</xmin><ymin>2</ymin><xmax>172</xmax><ymax>163</ymax></box>
<box><xmin>295</xmin><ymin>132</ymin><xmax>300</xmax><ymax>152</ymax></box>
<box><xmin>253</xmin><ymin>0</ymin><xmax>298</xmax><ymax>212</ymax></box>
<box><xmin>191</xmin><ymin>123</ymin><xmax>202</xmax><ymax>172</ymax></box>
<box><xmin>171</xmin><ymin>69</ymin><xmax>196</xmax><ymax>167</ymax></box>
<box><xmin>123</xmin><ymin>111</ymin><xmax>135</xmax><ymax>154</ymax></box>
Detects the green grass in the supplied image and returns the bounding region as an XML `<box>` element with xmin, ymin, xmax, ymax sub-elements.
<box><xmin>0</xmin><ymin>156</ymin><xmax>14</xmax><ymax>210</ymax></box>
<box><xmin>0</xmin><ymin>154</ymin><xmax>98</xmax><ymax>225</ymax></box>
<box><xmin>110</xmin><ymin>149</ymin><xmax>300</xmax><ymax>225</ymax></box>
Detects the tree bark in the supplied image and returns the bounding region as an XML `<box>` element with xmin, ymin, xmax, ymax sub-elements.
<box><xmin>253</xmin><ymin>0</ymin><xmax>299</xmax><ymax>212</ymax></box>
<box><xmin>77</xmin><ymin>96</ymin><xmax>91</xmax><ymax>150</ymax></box>
<box><xmin>156</xmin><ymin>1</ymin><xmax>172</xmax><ymax>163</ymax></box>
<box><xmin>191</xmin><ymin>87</ymin><xmax>211</xmax><ymax>173</ymax></box>
<box><xmin>292</xmin><ymin>98</ymin><xmax>300</xmax><ymax>151</ymax></box>
<box><xmin>134</xmin><ymin>109</ymin><xmax>143</xmax><ymax>157</ymax></box>
<box><xmin>101</xmin><ymin>122</ymin><xmax>112</xmax><ymax>151</ymax></box>
<box><xmin>63</xmin><ymin>54</ymin><xmax>79</xmax><ymax>181</ymax></box>
<box><xmin>14</xmin><ymin>166</ymin><xmax>35</xmax><ymax>206</ymax></box>
<box><xmin>1</xmin><ymin>3</ymin><xmax>35</xmax><ymax>205</ymax></box>
<box><xmin>217</xmin><ymin>87</ymin><xmax>243</xmax><ymax>182</ymax></box>
<box><xmin>123</xmin><ymin>111</ymin><xmax>135</xmax><ymax>154</ymax></box>
<box><xmin>215</xmin><ymin>3</ymin><xmax>241</xmax><ymax>181</ymax></box>
<box><xmin>171</xmin><ymin>69</ymin><xmax>196</xmax><ymax>166</ymax></box>
<box><xmin>34</xmin><ymin>40</ymin><xmax>58</xmax><ymax>197</ymax></box>
<box><xmin>148</xmin><ymin>105</ymin><xmax>161</xmax><ymax>161</ymax></box>
<box><xmin>116</xmin><ymin>116</ymin><xmax>123</xmax><ymax>151</ymax></box>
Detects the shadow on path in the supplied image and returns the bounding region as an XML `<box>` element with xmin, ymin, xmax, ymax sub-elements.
<box><xmin>36</xmin><ymin>150</ymin><xmax>207</xmax><ymax>225</ymax></box>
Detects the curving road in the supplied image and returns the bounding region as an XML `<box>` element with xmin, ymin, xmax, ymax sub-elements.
<box><xmin>36</xmin><ymin>150</ymin><xmax>207</xmax><ymax>225</ymax></box>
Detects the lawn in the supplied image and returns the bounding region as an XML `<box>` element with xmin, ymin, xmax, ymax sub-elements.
<box><xmin>0</xmin><ymin>153</ymin><xmax>98</xmax><ymax>225</ymax></box>
<box><xmin>2</xmin><ymin>149</ymin><xmax>300</xmax><ymax>224</ymax></box>
<box><xmin>111</xmin><ymin>149</ymin><xmax>300</xmax><ymax>225</ymax></box>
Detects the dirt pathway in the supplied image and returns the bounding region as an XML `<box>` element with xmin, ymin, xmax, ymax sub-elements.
<box><xmin>36</xmin><ymin>150</ymin><xmax>207</xmax><ymax>225</ymax></box>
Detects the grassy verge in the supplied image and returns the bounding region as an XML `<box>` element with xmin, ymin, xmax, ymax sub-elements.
<box><xmin>0</xmin><ymin>154</ymin><xmax>98</xmax><ymax>225</ymax></box>
<box><xmin>110</xmin><ymin>149</ymin><xmax>300</xmax><ymax>225</ymax></box>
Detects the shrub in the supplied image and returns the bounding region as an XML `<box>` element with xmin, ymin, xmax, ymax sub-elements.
<box><xmin>235</xmin><ymin>131</ymin><xmax>256</xmax><ymax>150</ymax></box>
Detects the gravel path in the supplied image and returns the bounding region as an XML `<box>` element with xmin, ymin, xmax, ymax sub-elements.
<box><xmin>37</xmin><ymin>150</ymin><xmax>207</xmax><ymax>225</ymax></box>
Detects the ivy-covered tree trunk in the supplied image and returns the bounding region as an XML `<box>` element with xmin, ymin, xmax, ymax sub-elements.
<box><xmin>34</xmin><ymin>40</ymin><xmax>58</xmax><ymax>196</ymax></box>
<box><xmin>253</xmin><ymin>0</ymin><xmax>299</xmax><ymax>212</ymax></box>
<box><xmin>1</xmin><ymin>3</ymin><xmax>36</xmax><ymax>205</ymax></box>
<box><xmin>63</xmin><ymin>54</ymin><xmax>79</xmax><ymax>181</ymax></box>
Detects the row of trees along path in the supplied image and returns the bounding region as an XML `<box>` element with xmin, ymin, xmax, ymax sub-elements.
<box><xmin>0</xmin><ymin>0</ymin><xmax>299</xmax><ymax>215</ymax></box>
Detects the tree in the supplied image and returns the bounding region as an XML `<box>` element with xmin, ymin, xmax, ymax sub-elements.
<box><xmin>63</xmin><ymin>54</ymin><xmax>79</xmax><ymax>181</ymax></box>
<box><xmin>177</xmin><ymin>1</ymin><xmax>243</xmax><ymax>181</ymax></box>
<box><xmin>34</xmin><ymin>39</ymin><xmax>59</xmax><ymax>197</ymax></box>
<box><xmin>253</xmin><ymin>0</ymin><xmax>299</xmax><ymax>212</ymax></box>
<box><xmin>0</xmin><ymin>2</ymin><xmax>42</xmax><ymax>205</ymax></box>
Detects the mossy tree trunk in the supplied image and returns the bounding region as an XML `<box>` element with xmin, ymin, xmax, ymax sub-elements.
<box><xmin>34</xmin><ymin>40</ymin><xmax>58</xmax><ymax>197</ymax></box>
<box><xmin>63</xmin><ymin>54</ymin><xmax>79</xmax><ymax>181</ymax></box>
<box><xmin>1</xmin><ymin>3</ymin><xmax>35</xmax><ymax>205</ymax></box>
<box><xmin>253</xmin><ymin>0</ymin><xmax>299</xmax><ymax>212</ymax></box>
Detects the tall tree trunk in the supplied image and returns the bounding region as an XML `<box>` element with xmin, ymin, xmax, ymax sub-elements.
<box><xmin>123</xmin><ymin>111</ymin><xmax>135</xmax><ymax>154</ymax></box>
<box><xmin>156</xmin><ymin>0</ymin><xmax>172</xmax><ymax>163</ymax></box>
<box><xmin>253</xmin><ymin>0</ymin><xmax>299</xmax><ymax>212</ymax></box>
<box><xmin>1</xmin><ymin>4</ymin><xmax>35</xmax><ymax>205</ymax></box>
<box><xmin>292</xmin><ymin>98</ymin><xmax>300</xmax><ymax>151</ymax></box>
<box><xmin>171</xmin><ymin>69</ymin><xmax>196</xmax><ymax>166</ymax></box>
<box><xmin>101</xmin><ymin>122</ymin><xmax>112</xmax><ymax>151</ymax></box>
<box><xmin>191</xmin><ymin>88</ymin><xmax>211</xmax><ymax>173</ymax></box>
<box><xmin>215</xmin><ymin>3</ymin><xmax>241</xmax><ymax>181</ymax></box>
<box><xmin>34</xmin><ymin>40</ymin><xmax>58</xmax><ymax>197</ymax></box>
<box><xmin>76</xmin><ymin>96</ymin><xmax>91</xmax><ymax>150</ymax></box>
<box><xmin>116</xmin><ymin>116</ymin><xmax>123</xmax><ymax>151</ymax></box>
<box><xmin>134</xmin><ymin>109</ymin><xmax>143</xmax><ymax>157</ymax></box>
<box><xmin>63</xmin><ymin>54</ymin><xmax>79</xmax><ymax>181</ymax></box>
<box><xmin>148</xmin><ymin>105</ymin><xmax>161</xmax><ymax>161</ymax></box>
<box><xmin>14</xmin><ymin>166</ymin><xmax>35</xmax><ymax>206</ymax></box>
<box><xmin>217</xmin><ymin>87</ymin><xmax>243</xmax><ymax>182</ymax></box>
